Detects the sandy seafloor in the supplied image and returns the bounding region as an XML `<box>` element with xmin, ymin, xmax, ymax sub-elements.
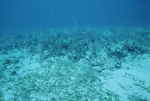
<box><xmin>0</xmin><ymin>26</ymin><xmax>150</xmax><ymax>101</ymax></box>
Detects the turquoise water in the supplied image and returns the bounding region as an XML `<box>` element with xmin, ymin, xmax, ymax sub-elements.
<box><xmin>0</xmin><ymin>1</ymin><xmax>150</xmax><ymax>101</ymax></box>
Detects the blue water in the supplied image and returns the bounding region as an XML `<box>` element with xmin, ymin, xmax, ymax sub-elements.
<box><xmin>0</xmin><ymin>0</ymin><xmax>150</xmax><ymax>28</ymax></box>
<box><xmin>0</xmin><ymin>1</ymin><xmax>150</xmax><ymax>101</ymax></box>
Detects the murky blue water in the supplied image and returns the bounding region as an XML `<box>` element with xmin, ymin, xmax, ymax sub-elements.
<box><xmin>0</xmin><ymin>0</ymin><xmax>150</xmax><ymax>28</ymax></box>
<box><xmin>0</xmin><ymin>1</ymin><xmax>150</xmax><ymax>101</ymax></box>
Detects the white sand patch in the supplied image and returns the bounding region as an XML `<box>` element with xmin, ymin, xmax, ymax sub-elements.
<box><xmin>102</xmin><ymin>55</ymin><xmax>150</xmax><ymax>100</ymax></box>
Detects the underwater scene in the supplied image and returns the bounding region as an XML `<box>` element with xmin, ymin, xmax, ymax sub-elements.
<box><xmin>0</xmin><ymin>0</ymin><xmax>150</xmax><ymax>101</ymax></box>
